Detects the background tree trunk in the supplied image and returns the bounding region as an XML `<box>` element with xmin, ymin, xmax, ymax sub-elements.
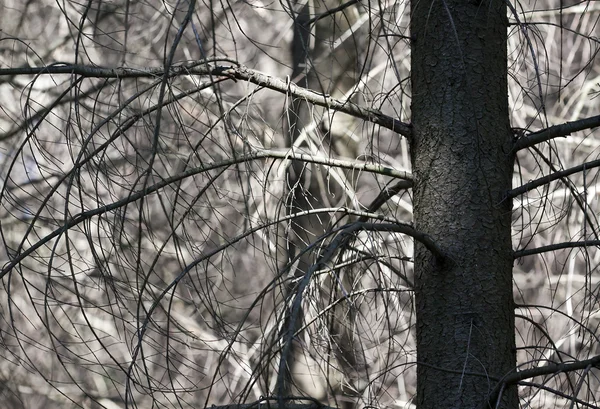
<box><xmin>282</xmin><ymin>0</ymin><xmax>364</xmax><ymax>405</ymax></box>
<box><xmin>410</xmin><ymin>1</ymin><xmax>517</xmax><ymax>408</ymax></box>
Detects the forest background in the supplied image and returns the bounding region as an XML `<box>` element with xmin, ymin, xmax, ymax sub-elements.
<box><xmin>0</xmin><ymin>0</ymin><xmax>599</xmax><ymax>408</ymax></box>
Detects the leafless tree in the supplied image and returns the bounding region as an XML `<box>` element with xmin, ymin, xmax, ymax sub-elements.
<box><xmin>0</xmin><ymin>0</ymin><xmax>599</xmax><ymax>408</ymax></box>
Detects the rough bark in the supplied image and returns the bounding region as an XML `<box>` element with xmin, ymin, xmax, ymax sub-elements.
<box><xmin>410</xmin><ymin>0</ymin><xmax>517</xmax><ymax>408</ymax></box>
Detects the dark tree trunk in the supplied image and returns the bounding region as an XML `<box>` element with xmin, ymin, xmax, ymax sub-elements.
<box><xmin>281</xmin><ymin>0</ymin><xmax>363</xmax><ymax>405</ymax></box>
<box><xmin>410</xmin><ymin>1</ymin><xmax>517</xmax><ymax>408</ymax></box>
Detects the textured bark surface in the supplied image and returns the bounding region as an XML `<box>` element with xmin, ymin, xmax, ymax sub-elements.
<box><xmin>410</xmin><ymin>1</ymin><xmax>517</xmax><ymax>408</ymax></box>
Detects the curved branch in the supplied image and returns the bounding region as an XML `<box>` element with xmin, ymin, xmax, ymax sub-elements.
<box><xmin>513</xmin><ymin>114</ymin><xmax>600</xmax><ymax>152</ymax></box>
<box><xmin>0</xmin><ymin>63</ymin><xmax>413</xmax><ymax>138</ymax></box>
<box><xmin>355</xmin><ymin>222</ymin><xmax>444</xmax><ymax>260</ymax></box>
<box><xmin>277</xmin><ymin>218</ymin><xmax>443</xmax><ymax>397</ymax></box>
<box><xmin>307</xmin><ymin>0</ymin><xmax>359</xmax><ymax>25</ymax></box>
<box><xmin>516</xmin><ymin>381</ymin><xmax>599</xmax><ymax>409</ymax></box>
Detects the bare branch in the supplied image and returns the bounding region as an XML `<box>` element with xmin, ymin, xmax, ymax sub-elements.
<box><xmin>482</xmin><ymin>354</ymin><xmax>600</xmax><ymax>409</ymax></box>
<box><xmin>255</xmin><ymin>148</ymin><xmax>413</xmax><ymax>181</ymax></box>
<box><xmin>514</xmin><ymin>239</ymin><xmax>600</xmax><ymax>258</ymax></box>
<box><xmin>205</xmin><ymin>399</ymin><xmax>337</xmax><ymax>409</ymax></box>
<box><xmin>358</xmin><ymin>180</ymin><xmax>413</xmax><ymax>222</ymax></box>
<box><xmin>512</xmin><ymin>114</ymin><xmax>600</xmax><ymax>152</ymax></box>
<box><xmin>0</xmin><ymin>145</ymin><xmax>412</xmax><ymax>282</ymax></box>
<box><xmin>0</xmin><ymin>63</ymin><xmax>413</xmax><ymax>138</ymax></box>
<box><xmin>356</xmin><ymin>222</ymin><xmax>444</xmax><ymax>260</ymax></box>
<box><xmin>515</xmin><ymin>381</ymin><xmax>599</xmax><ymax>409</ymax></box>
<box><xmin>278</xmin><ymin>219</ymin><xmax>444</xmax><ymax>398</ymax></box>
<box><xmin>507</xmin><ymin>158</ymin><xmax>600</xmax><ymax>198</ymax></box>
<box><xmin>307</xmin><ymin>0</ymin><xmax>359</xmax><ymax>25</ymax></box>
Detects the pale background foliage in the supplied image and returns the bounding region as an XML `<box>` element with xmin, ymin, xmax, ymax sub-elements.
<box><xmin>0</xmin><ymin>0</ymin><xmax>598</xmax><ymax>408</ymax></box>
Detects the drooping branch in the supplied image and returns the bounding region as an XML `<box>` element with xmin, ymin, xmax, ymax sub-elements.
<box><xmin>0</xmin><ymin>63</ymin><xmax>413</xmax><ymax>138</ymax></box>
<box><xmin>512</xmin><ymin>114</ymin><xmax>600</xmax><ymax>152</ymax></box>
<box><xmin>0</xmin><ymin>147</ymin><xmax>412</xmax><ymax>282</ymax></box>
<box><xmin>506</xmin><ymin>354</ymin><xmax>600</xmax><ymax>383</ymax></box>
<box><xmin>351</xmin><ymin>222</ymin><xmax>444</xmax><ymax>260</ymax></box>
<box><xmin>277</xmin><ymin>218</ymin><xmax>444</xmax><ymax>399</ymax></box>
<box><xmin>507</xmin><ymin>157</ymin><xmax>600</xmax><ymax>198</ymax></box>
<box><xmin>515</xmin><ymin>381</ymin><xmax>598</xmax><ymax>409</ymax></box>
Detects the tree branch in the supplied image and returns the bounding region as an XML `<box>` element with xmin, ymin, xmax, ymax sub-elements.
<box><xmin>356</xmin><ymin>222</ymin><xmax>445</xmax><ymax>260</ymax></box>
<box><xmin>0</xmin><ymin>147</ymin><xmax>411</xmax><ymax>282</ymax></box>
<box><xmin>307</xmin><ymin>0</ymin><xmax>359</xmax><ymax>25</ymax></box>
<box><xmin>516</xmin><ymin>381</ymin><xmax>599</xmax><ymax>409</ymax></box>
<box><xmin>205</xmin><ymin>398</ymin><xmax>337</xmax><ymax>409</ymax></box>
<box><xmin>255</xmin><ymin>148</ymin><xmax>413</xmax><ymax>181</ymax></box>
<box><xmin>0</xmin><ymin>63</ymin><xmax>413</xmax><ymax>138</ymax></box>
<box><xmin>507</xmin><ymin>158</ymin><xmax>600</xmax><ymax>198</ymax></box>
<box><xmin>512</xmin><ymin>114</ymin><xmax>600</xmax><ymax>152</ymax></box>
<box><xmin>482</xmin><ymin>354</ymin><xmax>600</xmax><ymax>409</ymax></box>
<box><xmin>358</xmin><ymin>180</ymin><xmax>413</xmax><ymax>223</ymax></box>
<box><xmin>216</xmin><ymin>65</ymin><xmax>412</xmax><ymax>137</ymax></box>
<box><xmin>513</xmin><ymin>239</ymin><xmax>600</xmax><ymax>258</ymax></box>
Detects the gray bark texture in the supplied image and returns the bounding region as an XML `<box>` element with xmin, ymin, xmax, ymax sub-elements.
<box><xmin>410</xmin><ymin>0</ymin><xmax>517</xmax><ymax>408</ymax></box>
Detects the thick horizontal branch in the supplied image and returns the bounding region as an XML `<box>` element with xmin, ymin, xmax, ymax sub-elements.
<box><xmin>0</xmin><ymin>61</ymin><xmax>233</xmax><ymax>78</ymax></box>
<box><xmin>314</xmin><ymin>221</ymin><xmax>444</xmax><ymax>268</ymax></box>
<box><xmin>513</xmin><ymin>114</ymin><xmax>600</xmax><ymax>152</ymax></box>
<box><xmin>513</xmin><ymin>239</ymin><xmax>600</xmax><ymax>258</ymax></box>
<box><xmin>0</xmin><ymin>63</ymin><xmax>412</xmax><ymax>138</ymax></box>
<box><xmin>213</xmin><ymin>65</ymin><xmax>412</xmax><ymax>137</ymax></box>
<box><xmin>482</xmin><ymin>354</ymin><xmax>600</xmax><ymax>409</ymax></box>
<box><xmin>507</xmin><ymin>157</ymin><xmax>600</xmax><ymax>198</ymax></box>
<box><xmin>509</xmin><ymin>357</ymin><xmax>600</xmax><ymax>391</ymax></box>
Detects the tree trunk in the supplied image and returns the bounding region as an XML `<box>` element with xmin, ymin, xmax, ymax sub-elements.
<box><xmin>410</xmin><ymin>1</ymin><xmax>517</xmax><ymax>408</ymax></box>
<box><xmin>281</xmin><ymin>0</ymin><xmax>363</xmax><ymax>405</ymax></box>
